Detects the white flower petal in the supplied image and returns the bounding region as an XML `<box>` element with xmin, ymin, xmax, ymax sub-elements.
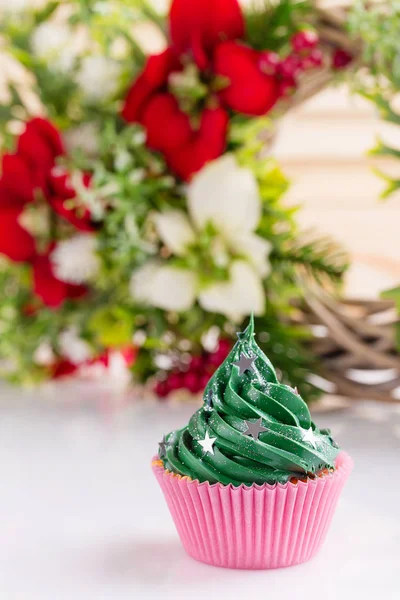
<box><xmin>130</xmin><ymin>262</ymin><xmax>197</xmax><ymax>312</ymax></box>
<box><xmin>129</xmin><ymin>262</ymin><xmax>160</xmax><ymax>305</ymax></box>
<box><xmin>188</xmin><ymin>154</ymin><xmax>261</xmax><ymax>236</ymax></box>
<box><xmin>75</xmin><ymin>56</ymin><xmax>122</xmax><ymax>102</ymax></box>
<box><xmin>58</xmin><ymin>327</ymin><xmax>92</xmax><ymax>363</ymax></box>
<box><xmin>51</xmin><ymin>235</ymin><xmax>99</xmax><ymax>284</ymax></box>
<box><xmin>199</xmin><ymin>260</ymin><xmax>265</xmax><ymax>321</ymax></box>
<box><xmin>154</xmin><ymin>210</ymin><xmax>195</xmax><ymax>256</ymax></box>
<box><xmin>235</xmin><ymin>233</ymin><xmax>272</xmax><ymax>277</ymax></box>
<box><xmin>33</xmin><ymin>341</ymin><xmax>55</xmax><ymax>366</ymax></box>
<box><xmin>31</xmin><ymin>22</ymin><xmax>79</xmax><ymax>73</ymax></box>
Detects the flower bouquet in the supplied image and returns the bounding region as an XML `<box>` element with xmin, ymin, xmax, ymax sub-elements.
<box><xmin>0</xmin><ymin>0</ymin><xmax>357</xmax><ymax>398</ymax></box>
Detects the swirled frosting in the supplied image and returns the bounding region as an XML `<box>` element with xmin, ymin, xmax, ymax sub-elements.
<box><xmin>159</xmin><ymin>316</ymin><xmax>340</xmax><ymax>485</ymax></box>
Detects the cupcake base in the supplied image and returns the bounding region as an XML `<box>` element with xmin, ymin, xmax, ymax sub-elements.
<box><xmin>152</xmin><ymin>452</ymin><xmax>353</xmax><ymax>570</ymax></box>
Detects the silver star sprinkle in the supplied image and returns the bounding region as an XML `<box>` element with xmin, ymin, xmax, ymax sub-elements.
<box><xmin>198</xmin><ymin>431</ymin><xmax>217</xmax><ymax>455</ymax></box>
<box><xmin>242</xmin><ymin>418</ymin><xmax>268</xmax><ymax>440</ymax></box>
<box><xmin>232</xmin><ymin>353</ymin><xmax>256</xmax><ymax>376</ymax></box>
<box><xmin>158</xmin><ymin>435</ymin><xmax>168</xmax><ymax>458</ymax></box>
<box><xmin>302</xmin><ymin>427</ymin><xmax>317</xmax><ymax>449</ymax></box>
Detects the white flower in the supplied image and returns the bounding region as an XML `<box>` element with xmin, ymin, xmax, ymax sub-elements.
<box><xmin>75</xmin><ymin>55</ymin><xmax>122</xmax><ymax>102</ymax></box>
<box><xmin>130</xmin><ymin>262</ymin><xmax>197</xmax><ymax>312</ymax></box>
<box><xmin>130</xmin><ymin>155</ymin><xmax>271</xmax><ymax>320</ymax></box>
<box><xmin>198</xmin><ymin>261</ymin><xmax>265</xmax><ymax>321</ymax></box>
<box><xmin>58</xmin><ymin>327</ymin><xmax>92</xmax><ymax>364</ymax></box>
<box><xmin>31</xmin><ymin>22</ymin><xmax>79</xmax><ymax>73</ymax></box>
<box><xmin>33</xmin><ymin>341</ymin><xmax>55</xmax><ymax>366</ymax></box>
<box><xmin>51</xmin><ymin>235</ymin><xmax>100</xmax><ymax>284</ymax></box>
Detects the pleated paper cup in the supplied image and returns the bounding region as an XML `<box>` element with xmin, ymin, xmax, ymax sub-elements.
<box><xmin>152</xmin><ymin>451</ymin><xmax>353</xmax><ymax>569</ymax></box>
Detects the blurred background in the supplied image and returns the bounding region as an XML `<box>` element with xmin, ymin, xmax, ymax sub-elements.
<box><xmin>0</xmin><ymin>1</ymin><xmax>399</xmax><ymax>598</ymax></box>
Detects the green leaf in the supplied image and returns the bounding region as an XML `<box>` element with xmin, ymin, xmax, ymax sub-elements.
<box><xmin>88</xmin><ymin>306</ymin><xmax>133</xmax><ymax>347</ymax></box>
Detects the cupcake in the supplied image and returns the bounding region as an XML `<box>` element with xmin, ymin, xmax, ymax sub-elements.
<box><xmin>152</xmin><ymin>315</ymin><xmax>352</xmax><ymax>569</ymax></box>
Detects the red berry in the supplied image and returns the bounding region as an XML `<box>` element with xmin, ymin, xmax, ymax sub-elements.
<box><xmin>304</xmin><ymin>48</ymin><xmax>324</xmax><ymax>69</ymax></box>
<box><xmin>167</xmin><ymin>372</ymin><xmax>183</xmax><ymax>391</ymax></box>
<box><xmin>258</xmin><ymin>51</ymin><xmax>280</xmax><ymax>75</ymax></box>
<box><xmin>183</xmin><ymin>371</ymin><xmax>201</xmax><ymax>394</ymax></box>
<box><xmin>189</xmin><ymin>355</ymin><xmax>204</xmax><ymax>371</ymax></box>
<box><xmin>278</xmin><ymin>78</ymin><xmax>296</xmax><ymax>97</ymax></box>
<box><xmin>278</xmin><ymin>55</ymin><xmax>302</xmax><ymax>79</ymax></box>
<box><xmin>332</xmin><ymin>48</ymin><xmax>352</xmax><ymax>70</ymax></box>
<box><xmin>291</xmin><ymin>30</ymin><xmax>319</xmax><ymax>52</ymax></box>
<box><xmin>154</xmin><ymin>380</ymin><xmax>169</xmax><ymax>398</ymax></box>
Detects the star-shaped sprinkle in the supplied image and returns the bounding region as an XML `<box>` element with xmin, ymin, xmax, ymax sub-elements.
<box><xmin>232</xmin><ymin>353</ymin><xmax>256</xmax><ymax>376</ymax></box>
<box><xmin>302</xmin><ymin>427</ymin><xmax>317</xmax><ymax>449</ymax></box>
<box><xmin>292</xmin><ymin>386</ymin><xmax>299</xmax><ymax>395</ymax></box>
<box><xmin>242</xmin><ymin>418</ymin><xmax>268</xmax><ymax>440</ymax></box>
<box><xmin>158</xmin><ymin>435</ymin><xmax>168</xmax><ymax>458</ymax></box>
<box><xmin>198</xmin><ymin>431</ymin><xmax>217</xmax><ymax>455</ymax></box>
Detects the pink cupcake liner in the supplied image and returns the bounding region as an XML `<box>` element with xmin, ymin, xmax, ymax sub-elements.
<box><xmin>152</xmin><ymin>451</ymin><xmax>353</xmax><ymax>569</ymax></box>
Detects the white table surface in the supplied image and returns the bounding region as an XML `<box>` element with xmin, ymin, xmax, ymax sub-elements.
<box><xmin>0</xmin><ymin>381</ymin><xmax>399</xmax><ymax>599</ymax></box>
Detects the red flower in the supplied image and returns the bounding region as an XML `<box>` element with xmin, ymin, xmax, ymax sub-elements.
<box><xmin>32</xmin><ymin>249</ymin><xmax>87</xmax><ymax>309</ymax></box>
<box><xmin>214</xmin><ymin>41</ymin><xmax>280</xmax><ymax>116</ymax></box>
<box><xmin>165</xmin><ymin>107</ymin><xmax>229</xmax><ymax>180</ymax></box>
<box><xmin>51</xmin><ymin>360</ymin><xmax>79</xmax><ymax>379</ymax></box>
<box><xmin>169</xmin><ymin>0</ymin><xmax>244</xmax><ymax>68</ymax></box>
<box><xmin>0</xmin><ymin>117</ymin><xmax>67</xmax><ymax>262</ymax></box>
<box><xmin>0</xmin><ymin>207</ymin><xmax>35</xmax><ymax>262</ymax></box>
<box><xmin>48</xmin><ymin>170</ymin><xmax>94</xmax><ymax>232</ymax></box>
<box><xmin>0</xmin><ymin>154</ymin><xmax>38</xmax><ymax>207</ymax></box>
<box><xmin>140</xmin><ymin>93</ymin><xmax>193</xmax><ymax>154</ymax></box>
<box><xmin>121</xmin><ymin>0</ymin><xmax>284</xmax><ymax>179</ymax></box>
<box><xmin>17</xmin><ymin>117</ymin><xmax>65</xmax><ymax>196</ymax></box>
<box><xmin>121</xmin><ymin>48</ymin><xmax>180</xmax><ymax>123</ymax></box>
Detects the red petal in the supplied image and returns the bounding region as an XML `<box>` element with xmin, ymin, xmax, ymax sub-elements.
<box><xmin>48</xmin><ymin>170</ymin><xmax>75</xmax><ymax>199</ymax></box>
<box><xmin>32</xmin><ymin>253</ymin><xmax>68</xmax><ymax>308</ymax></box>
<box><xmin>51</xmin><ymin>197</ymin><xmax>95</xmax><ymax>232</ymax></box>
<box><xmin>214</xmin><ymin>41</ymin><xmax>280</xmax><ymax>116</ymax></box>
<box><xmin>0</xmin><ymin>154</ymin><xmax>35</xmax><ymax>206</ymax></box>
<box><xmin>17</xmin><ymin>118</ymin><xmax>64</xmax><ymax>175</ymax></box>
<box><xmin>166</xmin><ymin>107</ymin><xmax>228</xmax><ymax>180</ymax></box>
<box><xmin>49</xmin><ymin>170</ymin><xmax>94</xmax><ymax>232</ymax></box>
<box><xmin>0</xmin><ymin>207</ymin><xmax>36</xmax><ymax>262</ymax></box>
<box><xmin>141</xmin><ymin>93</ymin><xmax>192</xmax><ymax>153</ymax></box>
<box><xmin>51</xmin><ymin>360</ymin><xmax>78</xmax><ymax>378</ymax></box>
<box><xmin>121</xmin><ymin>48</ymin><xmax>179</xmax><ymax>122</ymax></box>
<box><xmin>169</xmin><ymin>0</ymin><xmax>244</xmax><ymax>60</ymax></box>
<box><xmin>66</xmin><ymin>282</ymin><xmax>88</xmax><ymax>299</ymax></box>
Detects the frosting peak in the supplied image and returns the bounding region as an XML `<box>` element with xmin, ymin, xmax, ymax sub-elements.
<box><xmin>160</xmin><ymin>315</ymin><xmax>339</xmax><ymax>486</ymax></box>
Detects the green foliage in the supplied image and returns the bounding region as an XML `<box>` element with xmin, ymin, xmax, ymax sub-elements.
<box><xmin>245</xmin><ymin>0</ymin><xmax>312</xmax><ymax>52</ymax></box>
<box><xmin>349</xmin><ymin>1</ymin><xmax>400</xmax><ymax>349</ymax></box>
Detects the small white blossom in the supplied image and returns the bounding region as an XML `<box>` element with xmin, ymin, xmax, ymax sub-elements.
<box><xmin>75</xmin><ymin>55</ymin><xmax>122</xmax><ymax>102</ymax></box>
<box><xmin>58</xmin><ymin>327</ymin><xmax>92</xmax><ymax>364</ymax></box>
<box><xmin>31</xmin><ymin>22</ymin><xmax>79</xmax><ymax>73</ymax></box>
<box><xmin>33</xmin><ymin>341</ymin><xmax>55</xmax><ymax>366</ymax></box>
<box><xmin>51</xmin><ymin>235</ymin><xmax>100</xmax><ymax>284</ymax></box>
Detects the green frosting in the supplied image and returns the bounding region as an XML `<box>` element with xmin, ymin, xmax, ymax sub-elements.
<box><xmin>160</xmin><ymin>316</ymin><xmax>340</xmax><ymax>486</ymax></box>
